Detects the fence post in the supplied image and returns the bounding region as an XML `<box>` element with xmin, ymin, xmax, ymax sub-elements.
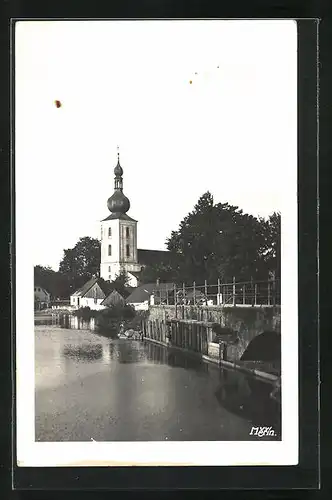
<box><xmin>267</xmin><ymin>279</ymin><xmax>271</xmax><ymax>306</ymax></box>
<box><xmin>254</xmin><ymin>283</ymin><xmax>257</xmax><ymax>306</ymax></box>
<box><xmin>193</xmin><ymin>281</ymin><xmax>196</xmax><ymax>305</ymax></box>
<box><xmin>272</xmin><ymin>275</ymin><xmax>276</xmax><ymax>306</ymax></box>
<box><xmin>217</xmin><ymin>278</ymin><xmax>221</xmax><ymax>305</ymax></box>
<box><xmin>174</xmin><ymin>284</ymin><xmax>177</xmax><ymax>318</ymax></box>
<box><xmin>204</xmin><ymin>279</ymin><xmax>208</xmax><ymax>304</ymax></box>
<box><xmin>243</xmin><ymin>284</ymin><xmax>246</xmax><ymax>305</ymax></box>
<box><xmin>232</xmin><ymin>277</ymin><xmax>236</xmax><ymax>306</ymax></box>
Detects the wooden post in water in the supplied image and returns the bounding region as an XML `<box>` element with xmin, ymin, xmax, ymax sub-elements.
<box><xmin>193</xmin><ymin>281</ymin><xmax>196</xmax><ymax>305</ymax></box>
<box><xmin>204</xmin><ymin>279</ymin><xmax>208</xmax><ymax>305</ymax></box>
<box><xmin>232</xmin><ymin>277</ymin><xmax>236</xmax><ymax>306</ymax></box>
<box><xmin>254</xmin><ymin>283</ymin><xmax>257</xmax><ymax>306</ymax></box>
<box><xmin>219</xmin><ymin>339</ymin><xmax>222</xmax><ymax>366</ymax></box>
<box><xmin>243</xmin><ymin>284</ymin><xmax>246</xmax><ymax>305</ymax></box>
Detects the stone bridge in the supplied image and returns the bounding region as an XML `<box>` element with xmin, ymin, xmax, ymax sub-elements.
<box><xmin>142</xmin><ymin>304</ymin><xmax>281</xmax><ymax>363</ymax></box>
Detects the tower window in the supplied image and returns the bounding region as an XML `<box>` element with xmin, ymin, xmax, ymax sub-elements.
<box><xmin>126</xmin><ymin>227</ymin><xmax>130</xmax><ymax>238</ymax></box>
<box><xmin>108</xmin><ymin>244</ymin><xmax>112</xmax><ymax>256</ymax></box>
<box><xmin>126</xmin><ymin>244</ymin><xmax>130</xmax><ymax>257</ymax></box>
<box><xmin>108</xmin><ymin>227</ymin><xmax>112</xmax><ymax>238</ymax></box>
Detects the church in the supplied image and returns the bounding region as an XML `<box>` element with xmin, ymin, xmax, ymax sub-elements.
<box><xmin>100</xmin><ymin>149</ymin><xmax>170</xmax><ymax>288</ymax></box>
<box><xmin>70</xmin><ymin>151</ymin><xmax>170</xmax><ymax>310</ymax></box>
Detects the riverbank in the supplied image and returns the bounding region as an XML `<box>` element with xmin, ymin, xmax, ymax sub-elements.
<box><xmin>143</xmin><ymin>337</ymin><xmax>279</xmax><ymax>384</ymax></box>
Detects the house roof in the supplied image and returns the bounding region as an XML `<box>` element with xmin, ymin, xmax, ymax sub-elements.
<box><xmin>137</xmin><ymin>249</ymin><xmax>170</xmax><ymax>266</ymax></box>
<box><xmin>71</xmin><ymin>277</ymin><xmax>113</xmax><ymax>297</ymax></box>
<box><xmin>101</xmin><ymin>289</ymin><xmax>126</xmax><ymax>306</ymax></box>
<box><xmin>101</xmin><ymin>213</ymin><xmax>137</xmax><ymax>222</ymax></box>
<box><xmin>34</xmin><ymin>285</ymin><xmax>50</xmax><ymax>294</ymax></box>
<box><xmin>126</xmin><ymin>282</ymin><xmax>175</xmax><ymax>304</ymax></box>
<box><xmin>127</xmin><ymin>271</ymin><xmax>143</xmax><ymax>280</ymax></box>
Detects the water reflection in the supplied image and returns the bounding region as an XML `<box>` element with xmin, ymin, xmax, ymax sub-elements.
<box><xmin>214</xmin><ymin>368</ymin><xmax>281</xmax><ymax>434</ymax></box>
<box><xmin>35</xmin><ymin>324</ymin><xmax>280</xmax><ymax>440</ymax></box>
<box><xmin>62</xmin><ymin>344</ymin><xmax>103</xmax><ymax>362</ymax></box>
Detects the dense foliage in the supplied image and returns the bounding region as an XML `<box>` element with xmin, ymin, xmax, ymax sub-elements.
<box><xmin>141</xmin><ymin>192</ymin><xmax>280</xmax><ymax>285</ymax></box>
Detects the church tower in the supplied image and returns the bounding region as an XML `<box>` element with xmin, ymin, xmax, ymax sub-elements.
<box><xmin>100</xmin><ymin>149</ymin><xmax>141</xmax><ymax>287</ymax></box>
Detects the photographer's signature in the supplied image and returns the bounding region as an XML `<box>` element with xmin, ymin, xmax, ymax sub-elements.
<box><xmin>249</xmin><ymin>426</ymin><xmax>276</xmax><ymax>437</ymax></box>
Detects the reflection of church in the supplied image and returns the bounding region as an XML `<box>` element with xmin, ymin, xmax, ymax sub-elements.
<box><xmin>100</xmin><ymin>150</ymin><xmax>169</xmax><ymax>288</ymax></box>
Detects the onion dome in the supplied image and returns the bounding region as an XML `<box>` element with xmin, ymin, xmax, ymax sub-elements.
<box><xmin>107</xmin><ymin>190</ymin><xmax>130</xmax><ymax>213</ymax></box>
<box><xmin>107</xmin><ymin>149</ymin><xmax>130</xmax><ymax>214</ymax></box>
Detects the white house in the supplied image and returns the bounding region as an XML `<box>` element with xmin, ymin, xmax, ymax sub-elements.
<box><xmin>70</xmin><ymin>277</ymin><xmax>109</xmax><ymax>310</ymax></box>
<box><xmin>34</xmin><ymin>286</ymin><xmax>50</xmax><ymax>309</ymax></box>
<box><xmin>70</xmin><ymin>277</ymin><xmax>128</xmax><ymax>311</ymax></box>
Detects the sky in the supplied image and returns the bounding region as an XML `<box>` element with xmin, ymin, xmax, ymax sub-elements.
<box><xmin>15</xmin><ymin>20</ymin><xmax>297</xmax><ymax>271</ymax></box>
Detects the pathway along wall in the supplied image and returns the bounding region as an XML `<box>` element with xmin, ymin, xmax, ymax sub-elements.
<box><xmin>142</xmin><ymin>305</ymin><xmax>281</xmax><ymax>362</ymax></box>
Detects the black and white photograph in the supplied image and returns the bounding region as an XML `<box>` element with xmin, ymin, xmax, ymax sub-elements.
<box><xmin>15</xmin><ymin>19</ymin><xmax>298</xmax><ymax>467</ymax></box>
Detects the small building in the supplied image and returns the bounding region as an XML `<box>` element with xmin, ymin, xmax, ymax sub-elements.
<box><xmin>34</xmin><ymin>285</ymin><xmax>51</xmax><ymax>310</ymax></box>
<box><xmin>126</xmin><ymin>282</ymin><xmax>175</xmax><ymax>311</ymax></box>
<box><xmin>70</xmin><ymin>277</ymin><xmax>126</xmax><ymax>311</ymax></box>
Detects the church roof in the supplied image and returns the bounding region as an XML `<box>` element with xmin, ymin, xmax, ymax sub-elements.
<box><xmin>126</xmin><ymin>282</ymin><xmax>175</xmax><ymax>304</ymax></box>
<box><xmin>137</xmin><ymin>249</ymin><xmax>170</xmax><ymax>266</ymax></box>
<box><xmin>101</xmin><ymin>213</ymin><xmax>137</xmax><ymax>222</ymax></box>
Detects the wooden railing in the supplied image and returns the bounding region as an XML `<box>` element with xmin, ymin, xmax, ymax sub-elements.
<box><xmin>152</xmin><ymin>278</ymin><xmax>280</xmax><ymax>307</ymax></box>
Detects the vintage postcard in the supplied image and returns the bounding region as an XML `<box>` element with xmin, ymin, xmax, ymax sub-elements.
<box><xmin>15</xmin><ymin>19</ymin><xmax>298</xmax><ymax>467</ymax></box>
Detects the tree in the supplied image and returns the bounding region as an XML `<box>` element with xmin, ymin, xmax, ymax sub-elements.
<box><xmin>259</xmin><ymin>212</ymin><xmax>281</xmax><ymax>278</ymax></box>
<box><xmin>110</xmin><ymin>270</ymin><xmax>132</xmax><ymax>298</ymax></box>
<box><xmin>139</xmin><ymin>262</ymin><xmax>177</xmax><ymax>284</ymax></box>
<box><xmin>34</xmin><ymin>265</ymin><xmax>70</xmax><ymax>299</ymax></box>
<box><xmin>59</xmin><ymin>237</ymin><xmax>101</xmax><ymax>293</ymax></box>
<box><xmin>166</xmin><ymin>192</ymin><xmax>280</xmax><ymax>285</ymax></box>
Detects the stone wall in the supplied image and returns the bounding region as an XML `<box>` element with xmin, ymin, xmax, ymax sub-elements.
<box><xmin>144</xmin><ymin>305</ymin><xmax>281</xmax><ymax>362</ymax></box>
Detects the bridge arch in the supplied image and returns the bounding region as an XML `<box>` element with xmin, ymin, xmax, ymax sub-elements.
<box><xmin>240</xmin><ymin>331</ymin><xmax>281</xmax><ymax>362</ymax></box>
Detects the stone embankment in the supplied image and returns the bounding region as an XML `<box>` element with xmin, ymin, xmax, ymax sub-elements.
<box><xmin>142</xmin><ymin>304</ymin><xmax>281</xmax><ymax>383</ymax></box>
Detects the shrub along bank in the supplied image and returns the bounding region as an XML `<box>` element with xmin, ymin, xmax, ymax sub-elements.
<box><xmin>73</xmin><ymin>305</ymin><xmax>147</xmax><ymax>338</ymax></box>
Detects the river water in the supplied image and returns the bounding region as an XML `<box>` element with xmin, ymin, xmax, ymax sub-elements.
<box><xmin>35</xmin><ymin>322</ymin><xmax>281</xmax><ymax>442</ymax></box>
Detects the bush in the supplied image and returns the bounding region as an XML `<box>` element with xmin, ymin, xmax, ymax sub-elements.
<box><xmin>73</xmin><ymin>306</ymin><xmax>97</xmax><ymax>320</ymax></box>
<box><xmin>125</xmin><ymin>309</ymin><xmax>149</xmax><ymax>331</ymax></box>
<box><xmin>94</xmin><ymin>304</ymin><xmax>137</xmax><ymax>337</ymax></box>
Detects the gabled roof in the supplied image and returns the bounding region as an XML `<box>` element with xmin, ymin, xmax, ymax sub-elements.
<box><xmin>101</xmin><ymin>213</ymin><xmax>137</xmax><ymax>222</ymax></box>
<box><xmin>71</xmin><ymin>277</ymin><xmax>113</xmax><ymax>297</ymax></box>
<box><xmin>71</xmin><ymin>277</ymin><xmax>97</xmax><ymax>297</ymax></box>
<box><xmin>101</xmin><ymin>289</ymin><xmax>126</xmax><ymax>306</ymax></box>
<box><xmin>127</xmin><ymin>270</ymin><xmax>143</xmax><ymax>280</ymax></box>
<box><xmin>126</xmin><ymin>282</ymin><xmax>175</xmax><ymax>304</ymax></box>
<box><xmin>137</xmin><ymin>249</ymin><xmax>170</xmax><ymax>266</ymax></box>
<box><xmin>34</xmin><ymin>285</ymin><xmax>50</xmax><ymax>294</ymax></box>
